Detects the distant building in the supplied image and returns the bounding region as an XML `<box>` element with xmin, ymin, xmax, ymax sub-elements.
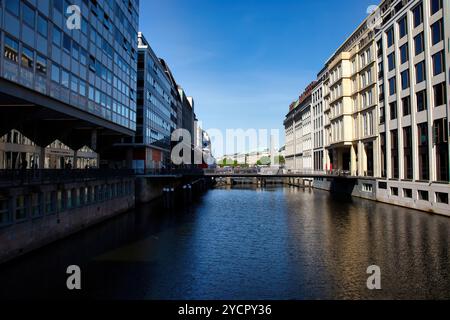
<box><xmin>312</xmin><ymin>68</ymin><xmax>327</xmax><ymax>171</ymax></box>
<box><xmin>284</xmin><ymin>82</ymin><xmax>316</xmax><ymax>172</ymax></box>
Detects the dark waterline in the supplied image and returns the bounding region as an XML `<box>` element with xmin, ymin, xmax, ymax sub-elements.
<box><xmin>0</xmin><ymin>186</ymin><xmax>449</xmax><ymax>300</ymax></box>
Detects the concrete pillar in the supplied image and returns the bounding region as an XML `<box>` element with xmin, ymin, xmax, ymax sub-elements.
<box><xmin>39</xmin><ymin>146</ymin><xmax>46</xmax><ymax>169</ymax></box>
<box><xmin>73</xmin><ymin>150</ymin><xmax>78</xmax><ymax>169</ymax></box>
<box><xmin>351</xmin><ymin>145</ymin><xmax>357</xmax><ymax>176</ymax></box>
<box><xmin>0</xmin><ymin>149</ymin><xmax>4</xmax><ymax>169</ymax></box>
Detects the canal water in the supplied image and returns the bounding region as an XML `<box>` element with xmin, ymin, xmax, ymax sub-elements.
<box><xmin>0</xmin><ymin>186</ymin><xmax>449</xmax><ymax>300</ymax></box>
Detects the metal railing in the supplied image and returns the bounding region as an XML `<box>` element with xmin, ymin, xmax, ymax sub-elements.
<box><xmin>0</xmin><ymin>169</ymin><xmax>134</xmax><ymax>187</ymax></box>
<box><xmin>203</xmin><ymin>168</ymin><xmax>354</xmax><ymax>177</ymax></box>
<box><xmin>134</xmin><ymin>168</ymin><xmax>206</xmax><ymax>176</ymax></box>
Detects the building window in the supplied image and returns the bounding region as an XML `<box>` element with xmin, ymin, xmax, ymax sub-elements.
<box><xmin>401</xmin><ymin>70</ymin><xmax>409</xmax><ymax>90</ymax></box>
<box><xmin>63</xmin><ymin>34</ymin><xmax>71</xmax><ymax>53</ymax></box>
<box><xmin>390</xmin><ymin>102</ymin><xmax>398</xmax><ymax>120</ymax></box>
<box><xmin>391</xmin><ymin>187</ymin><xmax>399</xmax><ymax>196</ymax></box>
<box><xmin>414</xmin><ymin>33</ymin><xmax>424</xmax><ymax>55</ymax></box>
<box><xmin>45</xmin><ymin>192</ymin><xmax>55</xmax><ymax>215</ymax></box>
<box><xmin>21</xmin><ymin>47</ymin><xmax>34</xmax><ymax>69</ymax></box>
<box><xmin>37</xmin><ymin>15</ymin><xmax>48</xmax><ymax>36</ymax></box>
<box><xmin>433</xmin><ymin>82</ymin><xmax>446</xmax><ymax>107</ymax></box>
<box><xmin>433</xmin><ymin>118</ymin><xmax>449</xmax><ymax>182</ymax></box>
<box><xmin>431</xmin><ymin>20</ymin><xmax>444</xmax><ymax>45</ymax></box>
<box><xmin>416</xmin><ymin>90</ymin><xmax>427</xmax><ymax>112</ymax></box>
<box><xmin>51</xmin><ymin>64</ymin><xmax>60</xmax><ymax>83</ymax></box>
<box><xmin>436</xmin><ymin>192</ymin><xmax>449</xmax><ymax>204</ymax></box>
<box><xmin>415</xmin><ymin>61</ymin><xmax>426</xmax><ymax>83</ymax></box>
<box><xmin>431</xmin><ymin>0</ymin><xmax>443</xmax><ymax>15</ymax></box>
<box><xmin>412</xmin><ymin>3</ymin><xmax>423</xmax><ymax>28</ymax></box>
<box><xmin>380</xmin><ymin>106</ymin><xmax>385</xmax><ymax>124</ymax></box>
<box><xmin>418</xmin><ymin>190</ymin><xmax>429</xmax><ymax>201</ymax></box>
<box><xmin>380</xmin><ymin>133</ymin><xmax>387</xmax><ymax>178</ymax></box>
<box><xmin>388</xmin><ymin>53</ymin><xmax>396</xmax><ymax>71</ymax></box>
<box><xmin>79</xmin><ymin>81</ymin><xmax>87</xmax><ymax>96</ymax></box>
<box><xmin>0</xmin><ymin>198</ymin><xmax>11</xmax><ymax>226</ymax></box>
<box><xmin>391</xmin><ymin>129</ymin><xmax>399</xmax><ymax>179</ymax></box>
<box><xmin>5</xmin><ymin>0</ymin><xmax>20</xmax><ymax>16</ymax></box>
<box><xmin>16</xmin><ymin>196</ymin><xmax>27</xmax><ymax>221</ymax></box>
<box><xmin>386</xmin><ymin>27</ymin><xmax>394</xmax><ymax>47</ymax></box>
<box><xmin>31</xmin><ymin>193</ymin><xmax>42</xmax><ymax>218</ymax></box>
<box><xmin>402</xmin><ymin>96</ymin><xmax>411</xmax><ymax>116</ymax></box>
<box><xmin>403</xmin><ymin>189</ymin><xmax>413</xmax><ymax>198</ymax></box>
<box><xmin>61</xmin><ymin>69</ymin><xmax>69</xmax><ymax>88</ymax></box>
<box><xmin>36</xmin><ymin>55</ymin><xmax>47</xmax><ymax>75</ymax></box>
<box><xmin>53</xmin><ymin>0</ymin><xmax>63</xmax><ymax>13</ymax></box>
<box><xmin>53</xmin><ymin>26</ymin><xmax>62</xmax><ymax>46</ymax></box>
<box><xmin>403</xmin><ymin>126</ymin><xmax>413</xmax><ymax>179</ymax></box>
<box><xmin>389</xmin><ymin>77</ymin><xmax>396</xmax><ymax>95</ymax></box>
<box><xmin>71</xmin><ymin>76</ymin><xmax>79</xmax><ymax>93</ymax></box>
<box><xmin>432</xmin><ymin>51</ymin><xmax>445</xmax><ymax>76</ymax></box>
<box><xmin>22</xmin><ymin>3</ymin><xmax>35</xmax><ymax>28</ymax></box>
<box><xmin>400</xmin><ymin>44</ymin><xmax>409</xmax><ymax>64</ymax></box>
<box><xmin>418</xmin><ymin>122</ymin><xmax>429</xmax><ymax>180</ymax></box>
<box><xmin>4</xmin><ymin>36</ymin><xmax>19</xmax><ymax>63</ymax></box>
<box><xmin>398</xmin><ymin>16</ymin><xmax>408</xmax><ymax>38</ymax></box>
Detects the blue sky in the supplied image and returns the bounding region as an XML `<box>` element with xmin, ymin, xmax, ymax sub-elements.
<box><xmin>139</xmin><ymin>0</ymin><xmax>376</xmax><ymax>155</ymax></box>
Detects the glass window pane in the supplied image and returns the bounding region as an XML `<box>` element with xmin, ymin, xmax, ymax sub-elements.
<box><xmin>61</xmin><ymin>70</ymin><xmax>70</xmax><ymax>88</ymax></box>
<box><xmin>51</xmin><ymin>64</ymin><xmax>60</xmax><ymax>82</ymax></box>
<box><xmin>21</xmin><ymin>47</ymin><xmax>34</xmax><ymax>69</ymax></box>
<box><xmin>5</xmin><ymin>0</ymin><xmax>20</xmax><ymax>16</ymax></box>
<box><xmin>23</xmin><ymin>4</ymin><xmax>35</xmax><ymax>28</ymax></box>
<box><xmin>4</xmin><ymin>36</ymin><xmax>19</xmax><ymax>63</ymax></box>
<box><xmin>36</xmin><ymin>55</ymin><xmax>47</xmax><ymax>75</ymax></box>
<box><xmin>37</xmin><ymin>15</ymin><xmax>48</xmax><ymax>36</ymax></box>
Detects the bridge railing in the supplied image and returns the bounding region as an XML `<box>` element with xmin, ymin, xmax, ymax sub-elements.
<box><xmin>0</xmin><ymin>169</ymin><xmax>134</xmax><ymax>187</ymax></box>
<box><xmin>135</xmin><ymin>168</ymin><xmax>205</xmax><ymax>176</ymax></box>
<box><xmin>203</xmin><ymin>168</ymin><xmax>354</xmax><ymax>177</ymax></box>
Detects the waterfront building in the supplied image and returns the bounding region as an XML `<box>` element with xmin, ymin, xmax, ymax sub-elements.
<box><xmin>284</xmin><ymin>82</ymin><xmax>316</xmax><ymax>172</ymax></box>
<box><xmin>312</xmin><ymin>68</ymin><xmax>327</xmax><ymax>171</ymax></box>
<box><xmin>129</xmin><ymin>33</ymin><xmax>175</xmax><ymax>171</ymax></box>
<box><xmin>284</xmin><ymin>0</ymin><xmax>450</xmax><ymax>215</ymax></box>
<box><xmin>323</xmin><ymin>17</ymin><xmax>377</xmax><ymax>176</ymax></box>
<box><xmin>374</xmin><ymin>0</ymin><xmax>449</xmax><ymax>212</ymax></box>
<box><xmin>0</xmin><ymin>0</ymin><xmax>139</xmax><ymax>168</ymax></box>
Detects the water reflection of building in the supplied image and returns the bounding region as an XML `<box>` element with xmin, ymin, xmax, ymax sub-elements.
<box><xmin>0</xmin><ymin>130</ymin><xmax>97</xmax><ymax>169</ymax></box>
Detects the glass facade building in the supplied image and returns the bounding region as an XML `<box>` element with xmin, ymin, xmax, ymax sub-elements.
<box><xmin>0</xmin><ymin>0</ymin><xmax>139</xmax><ymax>131</ymax></box>
<box><xmin>133</xmin><ymin>32</ymin><xmax>176</xmax><ymax>169</ymax></box>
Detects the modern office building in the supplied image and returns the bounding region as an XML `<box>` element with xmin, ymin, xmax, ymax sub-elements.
<box><xmin>130</xmin><ymin>32</ymin><xmax>174</xmax><ymax>171</ymax></box>
<box><xmin>284</xmin><ymin>82</ymin><xmax>316</xmax><ymax>172</ymax></box>
<box><xmin>374</xmin><ymin>0</ymin><xmax>449</xmax><ymax>212</ymax></box>
<box><xmin>0</xmin><ymin>0</ymin><xmax>139</xmax><ymax>168</ymax></box>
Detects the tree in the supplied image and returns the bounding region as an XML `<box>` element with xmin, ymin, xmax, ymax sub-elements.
<box><xmin>275</xmin><ymin>156</ymin><xmax>285</xmax><ymax>165</ymax></box>
<box><xmin>259</xmin><ymin>156</ymin><xmax>271</xmax><ymax>166</ymax></box>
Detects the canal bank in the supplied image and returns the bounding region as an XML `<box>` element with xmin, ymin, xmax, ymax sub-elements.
<box><xmin>0</xmin><ymin>186</ymin><xmax>449</xmax><ymax>300</ymax></box>
<box><xmin>311</xmin><ymin>177</ymin><xmax>450</xmax><ymax>217</ymax></box>
<box><xmin>212</xmin><ymin>175</ymin><xmax>450</xmax><ymax>217</ymax></box>
<box><xmin>0</xmin><ymin>171</ymin><xmax>212</xmax><ymax>264</ymax></box>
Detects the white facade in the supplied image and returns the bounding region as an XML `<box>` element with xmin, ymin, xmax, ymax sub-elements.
<box><xmin>312</xmin><ymin>69</ymin><xmax>327</xmax><ymax>171</ymax></box>
<box><xmin>374</xmin><ymin>0</ymin><xmax>449</xmax><ymax>215</ymax></box>
<box><xmin>284</xmin><ymin>83</ymin><xmax>316</xmax><ymax>172</ymax></box>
